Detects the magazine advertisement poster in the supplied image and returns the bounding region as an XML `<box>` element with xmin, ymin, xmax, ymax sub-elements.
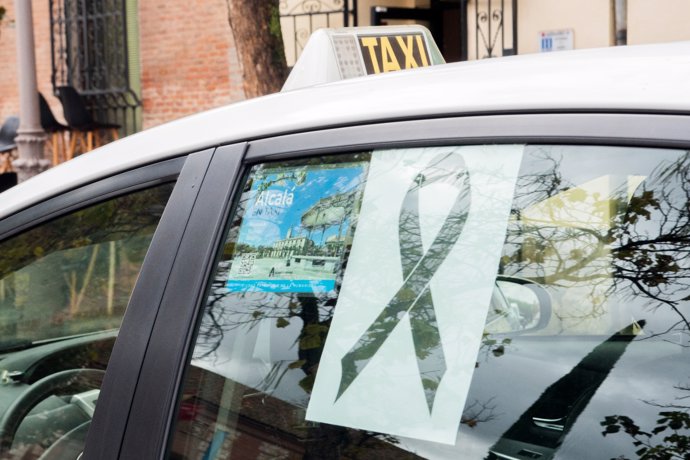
<box><xmin>227</xmin><ymin>161</ymin><xmax>368</xmax><ymax>294</ymax></box>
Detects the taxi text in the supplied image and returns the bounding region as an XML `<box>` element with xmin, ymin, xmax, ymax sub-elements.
<box><xmin>358</xmin><ymin>33</ymin><xmax>430</xmax><ymax>74</ymax></box>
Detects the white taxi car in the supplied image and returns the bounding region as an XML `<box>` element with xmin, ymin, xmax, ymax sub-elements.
<box><xmin>0</xmin><ymin>27</ymin><xmax>689</xmax><ymax>460</ymax></box>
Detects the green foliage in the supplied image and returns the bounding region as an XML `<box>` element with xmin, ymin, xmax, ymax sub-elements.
<box><xmin>410</xmin><ymin>317</ymin><xmax>440</xmax><ymax>360</ymax></box>
<box><xmin>299</xmin><ymin>323</ymin><xmax>328</xmax><ymax>350</ymax></box>
<box><xmin>422</xmin><ymin>378</ymin><xmax>439</xmax><ymax>391</ymax></box>
<box><xmin>625</xmin><ymin>190</ymin><xmax>659</xmax><ymax>224</ymax></box>
<box><xmin>298</xmin><ymin>372</ymin><xmax>315</xmax><ymax>393</ymax></box>
<box><xmin>476</xmin><ymin>333</ymin><xmax>512</xmax><ymax>366</ymax></box>
<box><xmin>268</xmin><ymin>4</ymin><xmax>281</xmax><ymax>39</ymax></box>
<box><xmin>268</xmin><ymin>4</ymin><xmax>286</xmax><ymax>66</ymax></box>
<box><xmin>276</xmin><ymin>317</ymin><xmax>290</xmax><ymax>328</ymax></box>
<box><xmin>601</xmin><ymin>411</ymin><xmax>690</xmax><ymax>459</ymax></box>
<box><xmin>288</xmin><ymin>359</ymin><xmax>305</xmax><ymax>369</ymax></box>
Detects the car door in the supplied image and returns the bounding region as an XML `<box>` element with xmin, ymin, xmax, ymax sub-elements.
<box><xmin>0</xmin><ymin>156</ymin><xmax>190</xmax><ymax>459</ymax></box>
<box><xmin>105</xmin><ymin>113</ymin><xmax>690</xmax><ymax>459</ymax></box>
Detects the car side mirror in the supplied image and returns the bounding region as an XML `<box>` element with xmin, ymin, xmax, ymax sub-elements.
<box><xmin>488</xmin><ymin>276</ymin><xmax>552</xmax><ymax>333</ymax></box>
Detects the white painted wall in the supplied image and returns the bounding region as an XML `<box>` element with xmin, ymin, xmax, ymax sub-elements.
<box><xmin>627</xmin><ymin>0</ymin><xmax>690</xmax><ymax>45</ymax></box>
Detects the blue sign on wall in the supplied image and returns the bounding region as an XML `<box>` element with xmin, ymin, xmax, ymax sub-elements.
<box><xmin>540</xmin><ymin>29</ymin><xmax>574</xmax><ymax>53</ymax></box>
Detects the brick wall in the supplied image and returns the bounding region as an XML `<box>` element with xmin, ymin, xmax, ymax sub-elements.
<box><xmin>139</xmin><ymin>0</ymin><xmax>245</xmax><ymax>129</ymax></box>
<box><xmin>0</xmin><ymin>0</ymin><xmax>246</xmax><ymax>134</ymax></box>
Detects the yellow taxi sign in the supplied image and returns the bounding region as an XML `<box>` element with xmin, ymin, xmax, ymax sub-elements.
<box><xmin>359</xmin><ymin>33</ymin><xmax>431</xmax><ymax>74</ymax></box>
<box><xmin>282</xmin><ymin>26</ymin><xmax>444</xmax><ymax>92</ymax></box>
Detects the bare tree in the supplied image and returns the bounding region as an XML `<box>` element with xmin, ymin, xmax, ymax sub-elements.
<box><xmin>226</xmin><ymin>0</ymin><xmax>289</xmax><ymax>98</ymax></box>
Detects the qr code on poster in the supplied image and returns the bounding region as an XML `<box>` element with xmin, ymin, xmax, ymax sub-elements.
<box><xmin>237</xmin><ymin>253</ymin><xmax>257</xmax><ymax>275</ymax></box>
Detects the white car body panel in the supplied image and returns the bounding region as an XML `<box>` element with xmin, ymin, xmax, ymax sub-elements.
<box><xmin>1</xmin><ymin>41</ymin><xmax>689</xmax><ymax>219</ymax></box>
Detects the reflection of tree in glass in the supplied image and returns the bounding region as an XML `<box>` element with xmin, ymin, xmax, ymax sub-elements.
<box><xmin>462</xmin><ymin>397</ymin><xmax>499</xmax><ymax>428</ymax></box>
<box><xmin>612</xmin><ymin>155</ymin><xmax>690</xmax><ymax>334</ymax></box>
<box><xmin>194</xmin><ymin>253</ymin><xmax>418</xmax><ymax>458</ymax></box>
<box><xmin>0</xmin><ymin>187</ymin><xmax>171</xmax><ymax>280</ymax></box>
<box><xmin>501</xmin><ymin>149</ymin><xmax>690</xmax><ymax>336</ymax></box>
<box><xmin>477</xmin><ymin>333</ymin><xmax>513</xmax><ymax>363</ymax></box>
<box><xmin>602</xmin><ymin>406</ymin><xmax>690</xmax><ymax>459</ymax></box>
<box><xmin>0</xmin><ymin>185</ymin><xmax>173</xmax><ymax>340</ymax></box>
<box><xmin>487</xmin><ymin>321</ymin><xmax>645</xmax><ymax>460</ymax></box>
<box><xmin>491</xmin><ymin>149</ymin><xmax>690</xmax><ymax>458</ymax></box>
<box><xmin>601</xmin><ymin>369</ymin><xmax>690</xmax><ymax>459</ymax></box>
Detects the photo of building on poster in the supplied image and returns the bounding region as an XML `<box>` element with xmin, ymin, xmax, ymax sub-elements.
<box><xmin>227</xmin><ymin>161</ymin><xmax>368</xmax><ymax>293</ymax></box>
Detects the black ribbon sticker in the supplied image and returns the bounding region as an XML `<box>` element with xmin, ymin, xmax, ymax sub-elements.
<box><xmin>336</xmin><ymin>153</ymin><xmax>472</xmax><ymax>413</ymax></box>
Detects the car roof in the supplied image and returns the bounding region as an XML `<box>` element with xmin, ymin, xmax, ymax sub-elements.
<box><xmin>1</xmin><ymin>40</ymin><xmax>690</xmax><ymax>220</ymax></box>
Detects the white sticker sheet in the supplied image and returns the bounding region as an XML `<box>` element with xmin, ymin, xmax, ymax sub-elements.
<box><xmin>305</xmin><ymin>145</ymin><xmax>524</xmax><ymax>444</ymax></box>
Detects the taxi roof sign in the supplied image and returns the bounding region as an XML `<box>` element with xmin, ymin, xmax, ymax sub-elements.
<box><xmin>282</xmin><ymin>26</ymin><xmax>445</xmax><ymax>92</ymax></box>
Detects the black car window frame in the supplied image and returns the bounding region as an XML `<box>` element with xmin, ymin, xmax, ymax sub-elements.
<box><xmin>88</xmin><ymin>145</ymin><xmax>246</xmax><ymax>460</ymax></box>
<box><xmin>111</xmin><ymin>113</ymin><xmax>690</xmax><ymax>460</ymax></box>
<box><xmin>76</xmin><ymin>148</ymin><xmax>230</xmax><ymax>460</ymax></box>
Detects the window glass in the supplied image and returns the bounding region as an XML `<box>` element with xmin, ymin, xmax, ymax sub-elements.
<box><xmin>170</xmin><ymin>146</ymin><xmax>690</xmax><ymax>459</ymax></box>
<box><xmin>0</xmin><ymin>182</ymin><xmax>174</xmax><ymax>459</ymax></box>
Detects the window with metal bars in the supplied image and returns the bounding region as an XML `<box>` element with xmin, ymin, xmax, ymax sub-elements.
<box><xmin>49</xmin><ymin>0</ymin><xmax>141</xmax><ymax>136</ymax></box>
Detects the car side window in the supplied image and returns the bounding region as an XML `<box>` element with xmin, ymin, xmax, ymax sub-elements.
<box><xmin>0</xmin><ymin>182</ymin><xmax>174</xmax><ymax>459</ymax></box>
<box><xmin>169</xmin><ymin>145</ymin><xmax>690</xmax><ymax>459</ymax></box>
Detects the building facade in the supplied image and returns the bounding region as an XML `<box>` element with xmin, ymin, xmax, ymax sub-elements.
<box><xmin>0</xmin><ymin>0</ymin><xmax>245</xmax><ymax>135</ymax></box>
